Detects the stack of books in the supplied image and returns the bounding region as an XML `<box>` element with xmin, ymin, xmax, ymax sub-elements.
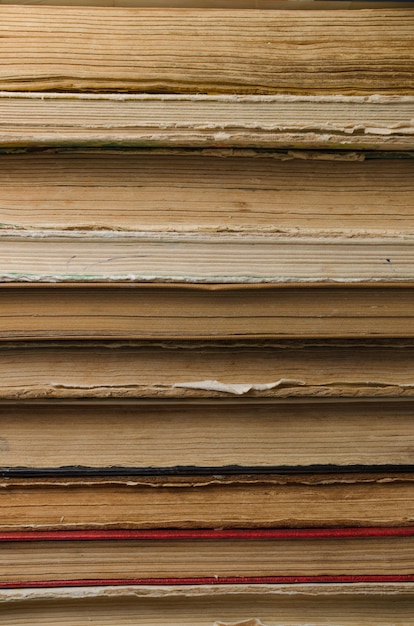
<box><xmin>0</xmin><ymin>1</ymin><xmax>414</xmax><ymax>623</ymax></box>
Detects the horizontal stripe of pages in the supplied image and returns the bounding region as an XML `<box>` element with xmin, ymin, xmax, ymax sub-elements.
<box><xmin>2</xmin><ymin>528</ymin><xmax>414</xmax><ymax>588</ymax></box>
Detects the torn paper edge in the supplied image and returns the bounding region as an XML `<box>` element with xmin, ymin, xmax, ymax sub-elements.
<box><xmin>48</xmin><ymin>380</ymin><xmax>305</xmax><ymax>394</ymax></box>
<box><xmin>4</xmin><ymin>228</ymin><xmax>414</xmax><ymax>242</ymax></box>
<box><xmin>173</xmin><ymin>379</ymin><xmax>306</xmax><ymax>395</ymax></box>
<box><xmin>1</xmin><ymin>583</ymin><xmax>413</xmax><ymax>603</ymax></box>
<box><xmin>1</xmin><ymin>93</ymin><xmax>414</xmax><ymax>104</ymax></box>
<box><xmin>214</xmin><ymin>617</ymin><xmax>265</xmax><ymax>626</ymax></box>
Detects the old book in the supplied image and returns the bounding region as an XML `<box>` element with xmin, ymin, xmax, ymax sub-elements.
<box><xmin>1</xmin><ymin>528</ymin><xmax>414</xmax><ymax>586</ymax></box>
<box><xmin>1</xmin><ymin>474</ymin><xmax>414</xmax><ymax>530</ymax></box>
<box><xmin>3</xmin><ymin>286</ymin><xmax>414</xmax><ymax>340</ymax></box>
<box><xmin>1</xmin><ymin>151</ymin><xmax>413</xmax><ymax>233</ymax></box>
<box><xmin>1</xmin><ymin>400</ymin><xmax>414</xmax><ymax>474</ymax></box>
<box><xmin>1</xmin><ymin>95</ymin><xmax>413</xmax><ymax>149</ymax></box>
<box><xmin>0</xmin><ymin>341</ymin><xmax>414</xmax><ymax>400</ymax></box>
<box><xmin>4</xmin><ymin>236</ymin><xmax>414</xmax><ymax>284</ymax></box>
<box><xmin>0</xmin><ymin>8</ymin><xmax>412</xmax><ymax>94</ymax></box>
<box><xmin>1</xmin><ymin>583</ymin><xmax>414</xmax><ymax>625</ymax></box>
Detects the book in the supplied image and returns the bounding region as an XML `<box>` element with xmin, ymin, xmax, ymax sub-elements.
<box><xmin>0</xmin><ymin>8</ymin><xmax>412</xmax><ymax>94</ymax></box>
<box><xmin>1</xmin><ymin>582</ymin><xmax>414</xmax><ymax>625</ymax></box>
<box><xmin>0</xmin><ymin>341</ymin><xmax>413</xmax><ymax>400</ymax></box>
<box><xmin>4</xmin><ymin>285</ymin><xmax>414</xmax><ymax>340</ymax></box>
<box><xmin>1</xmin><ymin>473</ymin><xmax>414</xmax><ymax>530</ymax></box>
<box><xmin>5</xmin><ymin>236</ymin><xmax>414</xmax><ymax>284</ymax></box>
<box><xmin>1</xmin><ymin>400</ymin><xmax>414</xmax><ymax>474</ymax></box>
<box><xmin>1</xmin><ymin>528</ymin><xmax>414</xmax><ymax>586</ymax></box>
<box><xmin>1</xmin><ymin>94</ymin><xmax>413</xmax><ymax>150</ymax></box>
<box><xmin>1</xmin><ymin>150</ymin><xmax>413</xmax><ymax>234</ymax></box>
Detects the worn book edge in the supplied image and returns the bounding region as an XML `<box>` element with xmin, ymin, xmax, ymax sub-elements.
<box><xmin>1</xmin><ymin>93</ymin><xmax>413</xmax><ymax>149</ymax></box>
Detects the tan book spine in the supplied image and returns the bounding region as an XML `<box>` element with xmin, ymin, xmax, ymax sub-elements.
<box><xmin>1</xmin><ymin>150</ymin><xmax>413</xmax><ymax>232</ymax></box>
<box><xmin>0</xmin><ymin>8</ymin><xmax>412</xmax><ymax>94</ymax></box>
<box><xmin>0</xmin><ymin>399</ymin><xmax>414</xmax><ymax>471</ymax></box>
<box><xmin>2</xmin><ymin>286</ymin><xmax>414</xmax><ymax>340</ymax></box>
<box><xmin>1</xmin><ymin>474</ymin><xmax>414</xmax><ymax>530</ymax></box>
<box><xmin>1</xmin><ymin>94</ymin><xmax>413</xmax><ymax>149</ymax></box>
<box><xmin>1</xmin><ymin>236</ymin><xmax>414</xmax><ymax>284</ymax></box>
<box><xmin>1</xmin><ymin>583</ymin><xmax>414</xmax><ymax>625</ymax></box>
<box><xmin>0</xmin><ymin>342</ymin><xmax>413</xmax><ymax>399</ymax></box>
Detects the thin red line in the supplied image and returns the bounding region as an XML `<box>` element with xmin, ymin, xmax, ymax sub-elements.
<box><xmin>1</xmin><ymin>527</ymin><xmax>414</xmax><ymax>542</ymax></box>
<box><xmin>2</xmin><ymin>575</ymin><xmax>414</xmax><ymax>589</ymax></box>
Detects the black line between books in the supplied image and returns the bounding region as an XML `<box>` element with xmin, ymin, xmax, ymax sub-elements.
<box><xmin>2</xmin><ymin>464</ymin><xmax>414</xmax><ymax>478</ymax></box>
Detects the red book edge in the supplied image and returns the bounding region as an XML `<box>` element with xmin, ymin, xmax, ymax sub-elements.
<box><xmin>3</xmin><ymin>575</ymin><xmax>414</xmax><ymax>589</ymax></box>
<box><xmin>1</xmin><ymin>527</ymin><xmax>414</xmax><ymax>541</ymax></box>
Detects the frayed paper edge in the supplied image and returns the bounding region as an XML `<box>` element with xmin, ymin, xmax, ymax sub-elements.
<box><xmin>214</xmin><ymin>618</ymin><xmax>265</xmax><ymax>626</ymax></box>
<box><xmin>1</xmin><ymin>93</ymin><xmax>413</xmax><ymax>104</ymax></box>
<box><xmin>173</xmin><ymin>379</ymin><xmax>305</xmax><ymax>395</ymax></box>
